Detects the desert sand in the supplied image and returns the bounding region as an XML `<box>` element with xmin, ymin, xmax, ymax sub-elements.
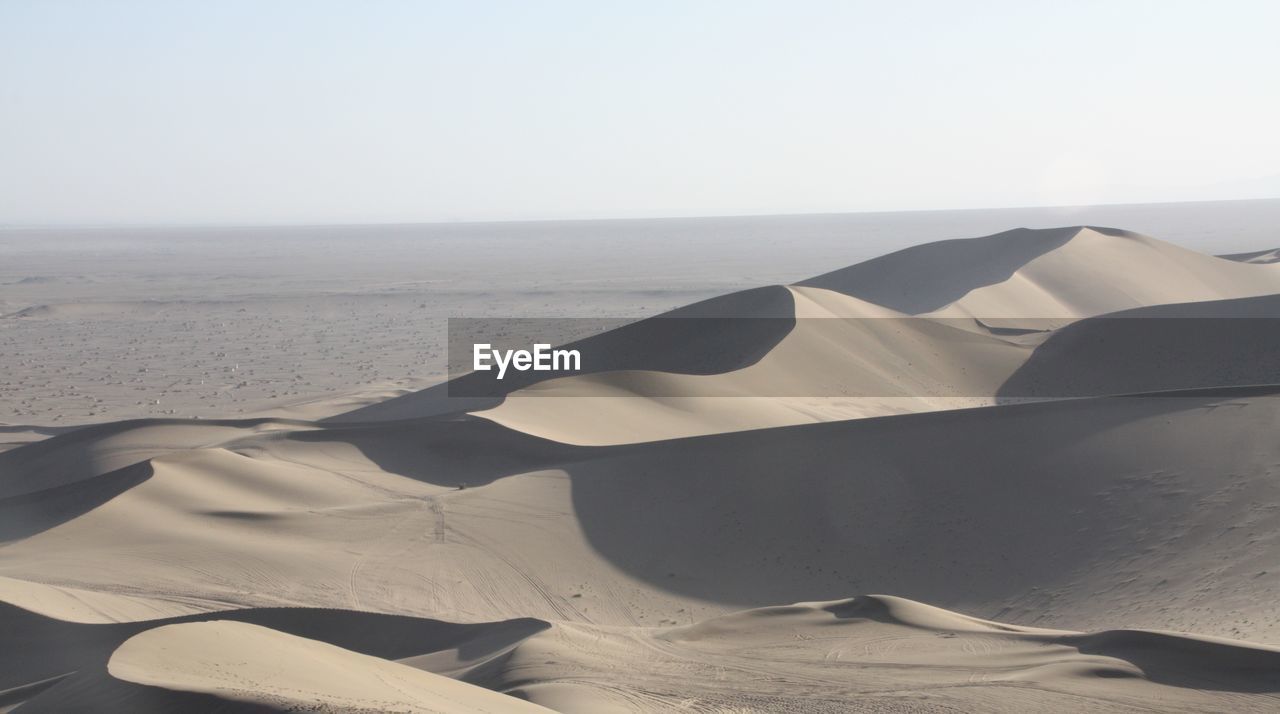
<box><xmin>4</xmin><ymin>215</ymin><xmax>1280</xmax><ymax>711</ymax></box>
<box><xmin>367</xmin><ymin>227</ymin><xmax>1280</xmax><ymax>444</ymax></box>
<box><xmin>5</xmin><ymin>199</ymin><xmax>1280</xmax><ymax>436</ymax></box>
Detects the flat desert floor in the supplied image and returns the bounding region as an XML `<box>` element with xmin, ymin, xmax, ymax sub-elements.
<box><xmin>4</xmin><ymin>200</ymin><xmax>1280</xmax><ymax>712</ymax></box>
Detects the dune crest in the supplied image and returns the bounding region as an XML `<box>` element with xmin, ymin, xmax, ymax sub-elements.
<box><xmin>5</xmin><ymin>225</ymin><xmax>1280</xmax><ymax>712</ymax></box>
<box><xmin>10</xmin><ymin>596</ymin><xmax>1280</xmax><ymax>712</ymax></box>
<box><xmin>472</xmin><ymin>226</ymin><xmax>1280</xmax><ymax>444</ymax></box>
<box><xmin>107</xmin><ymin>620</ymin><xmax>554</xmax><ymax>712</ymax></box>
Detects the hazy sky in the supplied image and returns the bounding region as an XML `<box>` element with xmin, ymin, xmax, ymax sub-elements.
<box><xmin>2</xmin><ymin>1</ymin><xmax>1278</xmax><ymax>224</ymax></box>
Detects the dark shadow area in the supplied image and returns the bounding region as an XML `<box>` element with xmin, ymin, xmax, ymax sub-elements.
<box><xmin>14</xmin><ymin>386</ymin><xmax>1280</xmax><ymax>641</ymax></box>
<box><xmin>445</xmin><ymin>315</ymin><xmax>797</xmax><ymax>398</ymax></box>
<box><xmin>1219</xmin><ymin>247</ymin><xmax>1280</xmax><ymax>264</ymax></box>
<box><xmin>0</xmin><ymin>416</ymin><xmax>312</xmax><ymax>499</ymax></box>
<box><xmin>560</xmin><ymin>393</ymin><xmax>1280</xmax><ymax>611</ymax></box>
<box><xmin>323</xmin><ymin>388</ymin><xmax>1280</xmax><ymax>613</ymax></box>
<box><xmin>822</xmin><ymin>595</ymin><xmax>901</xmax><ymax>622</ymax></box>
<box><xmin>333</xmin><ymin>285</ymin><xmax>796</xmax><ymax>420</ymax></box>
<box><xmin>284</xmin><ymin>414</ymin><xmax>590</xmax><ymax>488</ymax></box>
<box><xmin>0</xmin><ymin>419</ymin><xmax>161</xmax><ymax>499</ymax></box>
<box><xmin>1056</xmin><ymin>629</ymin><xmax>1280</xmax><ymax>693</ymax></box>
<box><xmin>998</xmin><ymin>295</ymin><xmax>1280</xmax><ymax>400</ymax></box>
<box><xmin>0</xmin><ymin>461</ymin><xmax>152</xmax><ymax>543</ymax></box>
<box><xmin>796</xmin><ymin>226</ymin><xmax>1113</xmax><ymax>313</ymax></box>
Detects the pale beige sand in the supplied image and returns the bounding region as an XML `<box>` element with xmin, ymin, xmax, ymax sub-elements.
<box><xmin>8</xmin><ymin>594</ymin><xmax>1280</xmax><ymax>711</ymax></box>
<box><xmin>4</xmin><ymin>393</ymin><xmax>1280</xmax><ymax>637</ymax></box>
<box><xmin>5</xmin><ymin>224</ymin><xmax>1280</xmax><ymax>711</ymax></box>
<box><xmin>472</xmin><ymin>227</ymin><xmax>1280</xmax><ymax>444</ymax></box>
<box><xmin>806</xmin><ymin>226</ymin><xmax>1280</xmax><ymax>318</ymax></box>
<box><xmin>106</xmin><ymin>620</ymin><xmax>554</xmax><ymax>713</ymax></box>
<box><xmin>502</xmin><ymin>596</ymin><xmax>1280</xmax><ymax>712</ymax></box>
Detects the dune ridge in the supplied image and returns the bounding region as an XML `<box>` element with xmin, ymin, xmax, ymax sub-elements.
<box><xmin>9</xmin><ymin>596</ymin><xmax>1280</xmax><ymax>712</ymax></box>
<box><xmin>4</xmin><ymin>225</ymin><xmax>1280</xmax><ymax>711</ymax></box>
<box><xmin>469</xmin><ymin>226</ymin><xmax>1280</xmax><ymax>444</ymax></box>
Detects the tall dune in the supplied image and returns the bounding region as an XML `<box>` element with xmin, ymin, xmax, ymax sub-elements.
<box><xmin>471</xmin><ymin>226</ymin><xmax>1280</xmax><ymax>444</ymax></box>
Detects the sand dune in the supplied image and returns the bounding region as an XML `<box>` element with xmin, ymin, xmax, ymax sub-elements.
<box><xmin>999</xmin><ymin>294</ymin><xmax>1280</xmax><ymax>400</ymax></box>
<box><xmin>4</xmin><ymin>391</ymin><xmax>1280</xmax><ymax>639</ymax></box>
<box><xmin>106</xmin><ymin>621</ymin><xmax>555</xmax><ymax>713</ymax></box>
<box><xmin>1</xmin><ymin>604</ymin><xmax>549</xmax><ymax>712</ymax></box>
<box><xmin>502</xmin><ymin>595</ymin><xmax>1280</xmax><ymax>712</ymax></box>
<box><xmin>4</xmin><ymin>225</ymin><xmax>1280</xmax><ymax>711</ymax></box>
<box><xmin>470</xmin><ymin>227</ymin><xmax>1280</xmax><ymax>444</ymax></box>
<box><xmin>804</xmin><ymin>226</ymin><xmax>1280</xmax><ymax>319</ymax></box>
<box><xmin>8</xmin><ymin>595</ymin><xmax>1280</xmax><ymax>712</ymax></box>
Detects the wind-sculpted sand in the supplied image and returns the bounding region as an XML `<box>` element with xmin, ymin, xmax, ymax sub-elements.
<box><xmin>382</xmin><ymin>227</ymin><xmax>1280</xmax><ymax>444</ymax></box>
<box><xmin>4</xmin><ymin>224</ymin><xmax>1280</xmax><ymax>711</ymax></box>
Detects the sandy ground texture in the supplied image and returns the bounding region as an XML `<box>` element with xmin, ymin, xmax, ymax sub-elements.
<box><xmin>3</xmin><ymin>216</ymin><xmax>1280</xmax><ymax>711</ymax></box>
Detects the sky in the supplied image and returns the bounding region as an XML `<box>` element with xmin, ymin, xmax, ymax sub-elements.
<box><xmin>1</xmin><ymin>0</ymin><xmax>1278</xmax><ymax>225</ymax></box>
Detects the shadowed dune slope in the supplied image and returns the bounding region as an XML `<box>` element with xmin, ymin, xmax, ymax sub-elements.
<box><xmin>0</xmin><ymin>417</ymin><xmax>317</xmax><ymax>499</ymax></box>
<box><xmin>474</xmin><ymin>228</ymin><xmax>1280</xmax><ymax>444</ymax></box>
<box><xmin>334</xmin><ymin>285</ymin><xmax>797</xmax><ymax>423</ymax></box>
<box><xmin>797</xmin><ymin>225</ymin><xmax>1082</xmax><ymax>313</ymax></box>
<box><xmin>1222</xmin><ymin>247</ymin><xmax>1280</xmax><ymax>264</ymax></box>
<box><xmin>6</xmin><ymin>596</ymin><xmax>1280</xmax><ymax>713</ymax></box>
<box><xmin>347</xmin><ymin>226</ymin><xmax>1280</xmax><ymax>444</ymax></box>
<box><xmin>803</xmin><ymin>226</ymin><xmax>1280</xmax><ymax>319</ymax></box>
<box><xmin>3</xmin><ymin>392</ymin><xmax>1280</xmax><ymax>643</ymax></box>
<box><xmin>998</xmin><ymin>294</ymin><xmax>1280</xmax><ymax>400</ymax></box>
<box><xmin>8</xmin><ymin>225</ymin><xmax>1280</xmax><ymax>712</ymax></box>
<box><xmin>472</xmin><ymin>285</ymin><xmax>1031</xmax><ymax>444</ymax></box>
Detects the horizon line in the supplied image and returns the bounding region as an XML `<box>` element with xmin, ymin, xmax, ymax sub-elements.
<box><xmin>2</xmin><ymin>195</ymin><xmax>1279</xmax><ymax>232</ymax></box>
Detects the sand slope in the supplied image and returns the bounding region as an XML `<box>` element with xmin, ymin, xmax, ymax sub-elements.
<box><xmin>5</xmin><ymin>225</ymin><xmax>1280</xmax><ymax>712</ymax></box>
<box><xmin>8</xmin><ymin>597</ymin><xmax>1280</xmax><ymax>712</ymax></box>
<box><xmin>802</xmin><ymin>226</ymin><xmax>1280</xmax><ymax>318</ymax></box>
<box><xmin>4</xmin><ymin>391</ymin><xmax>1280</xmax><ymax>641</ymax></box>
<box><xmin>2</xmin><ymin>605</ymin><xmax>549</xmax><ymax>712</ymax></box>
<box><xmin>502</xmin><ymin>596</ymin><xmax>1280</xmax><ymax>712</ymax></box>
<box><xmin>472</xmin><ymin>227</ymin><xmax>1280</xmax><ymax>444</ymax></box>
<box><xmin>106</xmin><ymin>620</ymin><xmax>554</xmax><ymax>713</ymax></box>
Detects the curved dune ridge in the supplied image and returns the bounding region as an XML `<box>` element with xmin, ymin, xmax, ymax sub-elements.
<box><xmin>466</xmin><ymin>226</ymin><xmax>1280</xmax><ymax>444</ymax></box>
<box><xmin>6</xmin><ymin>596</ymin><xmax>1280</xmax><ymax>712</ymax></box>
<box><xmin>4</xmin><ymin>226</ymin><xmax>1280</xmax><ymax>711</ymax></box>
<box><xmin>105</xmin><ymin>620</ymin><xmax>556</xmax><ymax>713</ymax></box>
